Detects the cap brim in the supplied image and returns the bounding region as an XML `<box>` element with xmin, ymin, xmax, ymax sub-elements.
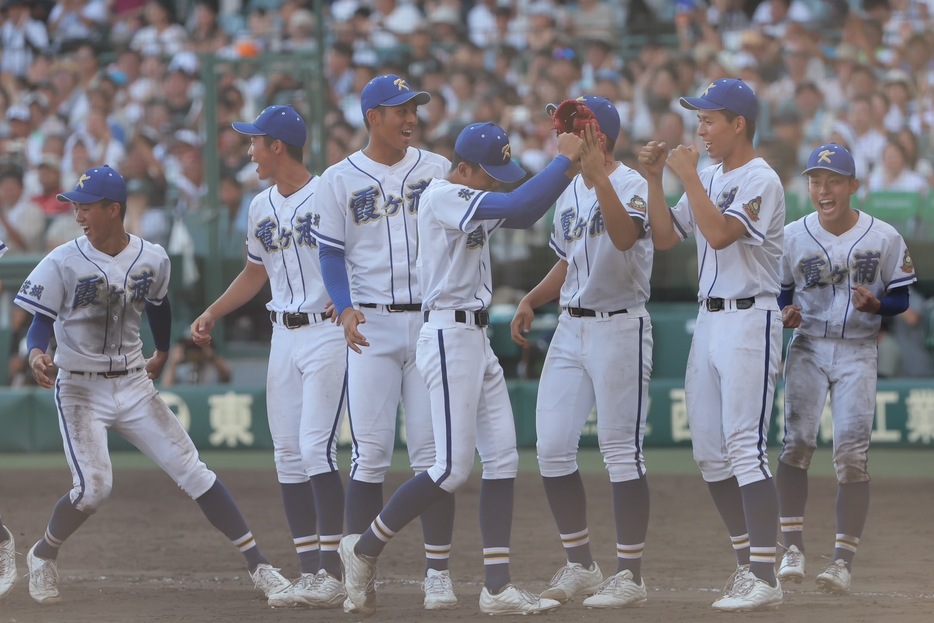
<box><xmin>57</xmin><ymin>190</ymin><xmax>105</xmax><ymax>203</ymax></box>
<box><xmin>379</xmin><ymin>91</ymin><xmax>431</xmax><ymax>108</ymax></box>
<box><xmin>231</xmin><ymin>121</ymin><xmax>265</xmax><ymax>136</ymax></box>
<box><xmin>801</xmin><ymin>165</ymin><xmax>854</xmax><ymax>176</ymax></box>
<box><xmin>480</xmin><ymin>161</ymin><xmax>526</xmax><ymax>184</ymax></box>
<box><xmin>679</xmin><ymin>96</ymin><xmax>723</xmax><ymax>111</ymax></box>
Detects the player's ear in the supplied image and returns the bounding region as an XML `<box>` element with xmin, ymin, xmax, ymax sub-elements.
<box><xmin>850</xmin><ymin>176</ymin><xmax>860</xmax><ymax>195</ymax></box>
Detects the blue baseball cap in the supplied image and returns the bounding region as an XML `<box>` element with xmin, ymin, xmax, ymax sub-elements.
<box><xmin>360</xmin><ymin>74</ymin><xmax>431</xmax><ymax>118</ymax></box>
<box><xmin>232</xmin><ymin>105</ymin><xmax>307</xmax><ymax>148</ymax></box>
<box><xmin>802</xmin><ymin>143</ymin><xmax>856</xmax><ymax>176</ymax></box>
<box><xmin>57</xmin><ymin>165</ymin><xmax>127</xmax><ymax>204</ymax></box>
<box><xmin>545</xmin><ymin>95</ymin><xmax>621</xmax><ymax>146</ymax></box>
<box><xmin>454</xmin><ymin>122</ymin><xmax>526</xmax><ymax>184</ymax></box>
<box><xmin>680</xmin><ymin>78</ymin><xmax>759</xmax><ymax>123</ymax></box>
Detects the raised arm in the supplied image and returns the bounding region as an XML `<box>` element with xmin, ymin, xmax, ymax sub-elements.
<box><xmin>638</xmin><ymin>141</ymin><xmax>681</xmax><ymax>250</ymax></box>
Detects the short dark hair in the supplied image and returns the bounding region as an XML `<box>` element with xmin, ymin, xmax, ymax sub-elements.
<box><xmin>722</xmin><ymin>110</ymin><xmax>756</xmax><ymax>142</ymax></box>
<box><xmin>263</xmin><ymin>135</ymin><xmax>303</xmax><ymax>162</ymax></box>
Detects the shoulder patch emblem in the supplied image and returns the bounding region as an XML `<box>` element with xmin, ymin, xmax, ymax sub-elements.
<box><xmin>628</xmin><ymin>195</ymin><xmax>647</xmax><ymax>212</ymax></box>
<box><xmin>743</xmin><ymin>196</ymin><xmax>762</xmax><ymax>222</ymax></box>
<box><xmin>901</xmin><ymin>250</ymin><xmax>915</xmax><ymax>273</ymax></box>
<box><xmin>458</xmin><ymin>188</ymin><xmax>475</xmax><ymax>201</ymax></box>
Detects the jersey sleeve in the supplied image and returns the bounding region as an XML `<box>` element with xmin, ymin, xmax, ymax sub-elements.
<box><xmin>616</xmin><ymin>172</ymin><xmax>650</xmax><ymax>235</ymax></box>
<box><xmin>148</xmin><ymin>244</ymin><xmax>172</xmax><ymax>302</ymax></box>
<box><xmin>722</xmin><ymin>168</ymin><xmax>784</xmax><ymax>246</ymax></box>
<box><xmin>245</xmin><ymin>192</ymin><xmax>265</xmax><ymax>265</ymax></box>
<box><xmin>13</xmin><ymin>254</ymin><xmax>66</xmax><ymax>320</ymax></box>
<box><xmin>884</xmin><ymin>236</ymin><xmax>918</xmax><ymax>291</ymax></box>
<box><xmin>434</xmin><ymin>183</ymin><xmax>491</xmax><ymax>232</ymax></box>
<box><xmin>309</xmin><ymin>167</ymin><xmax>348</xmax><ymax>250</ymax></box>
<box><xmin>779</xmin><ymin>223</ymin><xmax>796</xmax><ymax>292</ymax></box>
<box><xmin>669</xmin><ymin>192</ymin><xmax>694</xmax><ymax>240</ymax></box>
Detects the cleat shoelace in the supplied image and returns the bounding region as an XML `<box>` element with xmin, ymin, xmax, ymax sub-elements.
<box><xmin>424</xmin><ymin>573</ymin><xmax>452</xmax><ymax>595</ymax></box>
<box><xmin>33</xmin><ymin>558</ymin><xmax>59</xmax><ymax>589</ymax></box>
<box><xmin>823</xmin><ymin>560</ymin><xmax>848</xmax><ymax>581</ymax></box>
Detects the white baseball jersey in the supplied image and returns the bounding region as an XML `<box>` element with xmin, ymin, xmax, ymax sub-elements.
<box><xmin>780</xmin><ymin>211</ymin><xmax>917</xmax><ymax>340</ymax></box>
<box><xmin>550</xmin><ymin>165</ymin><xmax>653</xmax><ymax>310</ymax></box>
<box><xmin>14</xmin><ymin>235</ymin><xmax>170</xmax><ymax>372</ymax></box>
<box><xmin>311</xmin><ymin>148</ymin><xmax>450</xmax><ymax>304</ymax></box>
<box><xmin>670</xmin><ymin>158</ymin><xmax>785</xmax><ymax>300</ymax></box>
<box><xmin>246</xmin><ymin>176</ymin><xmax>330</xmax><ymax>313</ymax></box>
<box><xmin>416</xmin><ymin>177</ymin><xmax>519</xmax><ymax>492</ymax></box>
<box><xmin>417</xmin><ymin>178</ymin><xmax>502</xmax><ymax>311</ymax></box>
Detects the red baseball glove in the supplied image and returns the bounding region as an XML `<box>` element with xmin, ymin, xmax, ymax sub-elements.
<box><xmin>551</xmin><ymin>99</ymin><xmax>597</xmax><ymax>136</ymax></box>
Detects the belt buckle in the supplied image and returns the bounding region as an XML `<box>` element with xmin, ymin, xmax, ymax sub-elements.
<box><xmin>102</xmin><ymin>371</ymin><xmax>121</xmax><ymax>379</ymax></box>
<box><xmin>284</xmin><ymin>313</ymin><xmax>302</xmax><ymax>329</ymax></box>
<box><xmin>567</xmin><ymin>307</ymin><xmax>580</xmax><ymax>317</ymax></box>
<box><xmin>386</xmin><ymin>305</ymin><xmax>402</xmax><ymax>312</ymax></box>
<box><xmin>476</xmin><ymin>311</ymin><xmax>490</xmax><ymax>326</ymax></box>
<box><xmin>707</xmin><ymin>298</ymin><xmax>724</xmax><ymax>312</ymax></box>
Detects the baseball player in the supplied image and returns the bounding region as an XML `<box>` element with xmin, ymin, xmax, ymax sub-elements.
<box><xmin>510</xmin><ymin>97</ymin><xmax>653</xmax><ymax>608</ymax></box>
<box><xmin>190</xmin><ymin>105</ymin><xmax>347</xmax><ymax>608</ymax></box>
<box><xmin>312</xmin><ymin>74</ymin><xmax>457</xmax><ymax>610</ymax></box>
<box><xmin>339</xmin><ymin>122</ymin><xmax>582</xmax><ymax>616</ymax></box>
<box><xmin>0</xmin><ymin>238</ymin><xmax>14</xmax><ymax>601</ymax></box>
<box><xmin>775</xmin><ymin>144</ymin><xmax>916</xmax><ymax>595</ymax></box>
<box><xmin>639</xmin><ymin>78</ymin><xmax>785</xmax><ymax>611</ymax></box>
<box><xmin>15</xmin><ymin>166</ymin><xmax>290</xmax><ymax>605</ymax></box>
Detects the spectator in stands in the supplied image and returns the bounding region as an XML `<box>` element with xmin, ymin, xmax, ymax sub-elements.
<box><xmin>30</xmin><ymin>154</ymin><xmax>64</xmax><ymax>216</ymax></box>
<box><xmin>162</xmin><ymin>336</ymin><xmax>232</xmax><ymax>387</ymax></box>
<box><xmin>889</xmin><ymin>286</ymin><xmax>934</xmax><ymax>378</ymax></box>
<box><xmin>867</xmin><ymin>137</ymin><xmax>930</xmax><ymax>195</ymax></box>
<box><xmin>130</xmin><ymin>0</ymin><xmax>188</xmax><ymax>57</ymax></box>
<box><xmin>164</xmin><ymin>129</ymin><xmax>205</xmax><ymax>214</ymax></box>
<box><xmin>882</xmin><ymin>69</ymin><xmax>914</xmax><ymax>132</ymax></box>
<box><xmin>186</xmin><ymin>0</ymin><xmax>228</xmax><ymax>55</ymax></box>
<box><xmin>0</xmin><ymin>167</ymin><xmax>45</xmax><ymax>254</ymax></box>
<box><xmin>0</xmin><ymin>0</ymin><xmax>49</xmax><ymax>83</ymax></box>
<box><xmin>845</xmin><ymin>95</ymin><xmax>888</xmax><ymax>178</ymax></box>
<box><xmin>47</xmin><ymin>0</ymin><xmax>108</xmax><ymax>54</ymax></box>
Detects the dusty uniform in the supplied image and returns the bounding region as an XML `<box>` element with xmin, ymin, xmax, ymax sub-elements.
<box><xmin>537</xmin><ymin>166</ymin><xmax>654</xmax><ymax>482</ymax></box>
<box><xmin>416</xmin><ymin>178</ymin><xmax>520</xmax><ymax>490</ymax></box>
<box><xmin>779</xmin><ymin>211</ymin><xmax>916</xmax><ymax>481</ymax></box>
<box><xmin>670</xmin><ymin>158</ymin><xmax>785</xmax><ymax>486</ymax></box>
<box><xmin>311</xmin><ymin>148</ymin><xmax>449</xmax><ymax>481</ymax></box>
<box><xmin>14</xmin><ymin>236</ymin><xmax>215</xmax><ymax>511</ymax></box>
<box><xmin>246</xmin><ymin>177</ymin><xmax>346</xmax><ymax>481</ymax></box>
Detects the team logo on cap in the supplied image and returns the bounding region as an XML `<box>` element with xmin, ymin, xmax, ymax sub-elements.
<box><xmin>702</xmin><ymin>82</ymin><xmax>716</xmax><ymax>96</ymax></box>
<box><xmin>743</xmin><ymin>196</ymin><xmax>762</xmax><ymax>222</ymax></box>
<box><xmin>818</xmin><ymin>149</ymin><xmax>835</xmax><ymax>164</ymax></box>
<box><xmin>501</xmin><ymin>144</ymin><xmax>511</xmax><ymax>161</ymax></box>
<box><xmin>901</xmin><ymin>250</ymin><xmax>915</xmax><ymax>273</ymax></box>
<box><xmin>77</xmin><ymin>173</ymin><xmax>91</xmax><ymax>188</ymax></box>
<box><xmin>394</xmin><ymin>78</ymin><xmax>411</xmax><ymax>91</ymax></box>
<box><xmin>628</xmin><ymin>195</ymin><xmax>647</xmax><ymax>212</ymax></box>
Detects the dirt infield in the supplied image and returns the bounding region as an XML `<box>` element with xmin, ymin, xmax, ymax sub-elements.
<box><xmin>1</xmin><ymin>465</ymin><xmax>931</xmax><ymax>622</ymax></box>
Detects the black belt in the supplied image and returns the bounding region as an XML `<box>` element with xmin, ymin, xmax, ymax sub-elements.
<box><xmin>423</xmin><ymin>310</ymin><xmax>490</xmax><ymax>327</ymax></box>
<box><xmin>705</xmin><ymin>297</ymin><xmax>755</xmax><ymax>312</ymax></box>
<box><xmin>566</xmin><ymin>307</ymin><xmax>628</xmax><ymax>317</ymax></box>
<box><xmin>359</xmin><ymin>303</ymin><xmax>422</xmax><ymax>312</ymax></box>
<box><xmin>69</xmin><ymin>367</ymin><xmax>142</xmax><ymax>379</ymax></box>
<box><xmin>270</xmin><ymin>311</ymin><xmax>326</xmax><ymax>329</ymax></box>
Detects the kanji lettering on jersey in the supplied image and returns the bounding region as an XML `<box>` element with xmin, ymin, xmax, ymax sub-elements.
<box><xmin>717</xmin><ymin>186</ymin><xmax>738</xmax><ymax>212</ymax></box>
<box><xmin>349</xmin><ymin>187</ymin><xmax>381</xmax><ymax>225</ymax></box>
<box><xmin>383</xmin><ymin>194</ymin><xmax>403</xmax><ymax>217</ymax></box>
<box><xmin>466</xmin><ymin>227</ymin><xmax>487</xmax><ymax>249</ymax></box>
<box><xmin>28</xmin><ymin>283</ymin><xmax>44</xmax><ymax>299</ymax></box>
<box><xmin>406</xmin><ymin>179</ymin><xmax>431</xmax><ymax>213</ymax></box>
<box><xmin>107</xmin><ymin>284</ymin><xmax>125</xmax><ymax>304</ymax></box>
<box><xmin>255</xmin><ymin>217</ymin><xmax>279</xmax><ymax>252</ymax></box>
<box><xmin>278</xmin><ymin>227</ymin><xmax>293</xmax><ymax>250</ymax></box>
<box><xmin>294</xmin><ymin>212</ymin><xmax>318</xmax><ymax>247</ymax></box>
<box><xmin>852</xmin><ymin>251</ymin><xmax>881</xmax><ymax>284</ymax></box>
<box><xmin>73</xmin><ymin>275</ymin><xmax>104</xmax><ymax>308</ymax></box>
<box><xmin>129</xmin><ymin>269</ymin><xmax>155</xmax><ymax>303</ymax></box>
<box><xmin>457</xmin><ymin>188</ymin><xmax>475</xmax><ymax>202</ymax></box>
<box><xmin>588</xmin><ymin>208</ymin><xmax>605</xmax><ymax>237</ymax></box>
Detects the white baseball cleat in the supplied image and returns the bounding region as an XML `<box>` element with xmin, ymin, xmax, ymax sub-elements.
<box><xmin>268</xmin><ymin>570</ymin><xmax>346</xmax><ymax>608</ymax></box>
<box><xmin>0</xmin><ymin>528</ymin><xmax>16</xmax><ymax>600</ymax></box>
<box><xmin>777</xmin><ymin>545</ymin><xmax>806</xmax><ymax>583</ymax></box>
<box><xmin>27</xmin><ymin>543</ymin><xmax>61</xmax><ymax>605</ymax></box>
<box><xmin>250</xmin><ymin>563</ymin><xmax>290</xmax><ymax>597</ymax></box>
<box><xmin>479</xmin><ymin>584</ymin><xmax>561</xmax><ymax>616</ymax></box>
<box><xmin>540</xmin><ymin>561</ymin><xmax>603</xmax><ymax>602</ymax></box>
<box><xmin>338</xmin><ymin>534</ymin><xmax>377</xmax><ymax>615</ymax></box>
<box><xmin>582</xmin><ymin>569</ymin><xmax>647</xmax><ymax>608</ymax></box>
<box><xmin>423</xmin><ymin>568</ymin><xmax>458</xmax><ymax>610</ymax></box>
<box><xmin>712</xmin><ymin>573</ymin><xmax>783</xmax><ymax>612</ymax></box>
<box><xmin>816</xmin><ymin>559</ymin><xmax>851</xmax><ymax>595</ymax></box>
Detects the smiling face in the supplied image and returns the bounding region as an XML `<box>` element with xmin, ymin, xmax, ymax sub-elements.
<box><xmin>367</xmin><ymin>100</ymin><xmax>420</xmax><ymax>157</ymax></box>
<box><xmin>694</xmin><ymin>109</ymin><xmax>742</xmax><ymax>161</ymax></box>
<box><xmin>246</xmin><ymin>135</ymin><xmax>276</xmax><ymax>180</ymax></box>
<box><xmin>806</xmin><ymin>169</ymin><xmax>860</xmax><ymax>229</ymax></box>
<box><xmin>74</xmin><ymin>200</ymin><xmax>122</xmax><ymax>247</ymax></box>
